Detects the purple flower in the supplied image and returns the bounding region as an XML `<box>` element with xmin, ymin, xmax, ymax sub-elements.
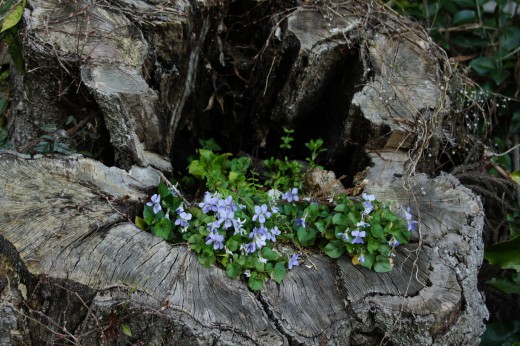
<box><xmin>337</xmin><ymin>232</ymin><xmax>349</xmax><ymax>242</ymax></box>
<box><xmin>351</xmin><ymin>229</ymin><xmax>366</xmax><ymax>244</ymax></box>
<box><xmin>294</xmin><ymin>213</ymin><xmax>307</xmax><ymax>228</ymax></box>
<box><xmin>283</xmin><ymin>188</ymin><xmax>299</xmax><ymax>202</ymax></box>
<box><xmin>249</xmin><ymin>226</ymin><xmax>267</xmax><ymax>251</ymax></box>
<box><xmin>266</xmin><ymin>226</ymin><xmax>281</xmax><ymax>242</ymax></box>
<box><xmin>217</xmin><ymin>210</ymin><xmax>235</xmax><ymax>229</ymax></box>
<box><xmin>232</xmin><ymin>218</ymin><xmax>246</xmax><ymax>236</ymax></box>
<box><xmin>249</xmin><ymin>226</ymin><xmax>267</xmax><ymax>238</ymax></box>
<box><xmin>205</xmin><ymin>231</ymin><xmax>224</xmax><ymax>250</ymax></box>
<box><xmin>362</xmin><ymin>200</ymin><xmax>373</xmax><ymax>215</ymax></box>
<box><xmin>245</xmin><ymin>242</ymin><xmax>256</xmax><ymax>254</ymax></box>
<box><xmin>199</xmin><ymin>192</ymin><xmax>219</xmax><ymax>214</ymax></box>
<box><xmin>146</xmin><ymin>194</ymin><xmax>162</xmax><ymax>214</ymax></box>
<box><xmin>358</xmin><ymin>253</ymin><xmax>365</xmax><ymax>263</ymax></box>
<box><xmin>288</xmin><ymin>253</ymin><xmax>300</xmax><ymax>270</ymax></box>
<box><xmin>404</xmin><ymin>207</ymin><xmax>418</xmax><ymax>232</ymax></box>
<box><xmin>175</xmin><ymin>210</ymin><xmax>192</xmax><ymax>228</ymax></box>
<box><xmin>218</xmin><ymin>195</ymin><xmax>238</xmax><ymax>213</ymax></box>
<box><xmin>362</xmin><ymin>193</ymin><xmax>376</xmax><ymax>202</ymax></box>
<box><xmin>388</xmin><ymin>238</ymin><xmax>399</xmax><ymax>247</ymax></box>
<box><xmin>252</xmin><ymin>204</ymin><xmax>272</xmax><ymax>224</ymax></box>
<box><xmin>207</xmin><ymin>220</ymin><xmax>219</xmax><ymax>232</ymax></box>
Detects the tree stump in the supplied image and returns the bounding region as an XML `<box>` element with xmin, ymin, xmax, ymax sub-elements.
<box><xmin>1</xmin><ymin>0</ymin><xmax>488</xmax><ymax>344</ymax></box>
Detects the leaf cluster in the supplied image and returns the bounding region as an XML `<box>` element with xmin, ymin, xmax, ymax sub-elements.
<box><xmin>137</xmin><ymin>133</ymin><xmax>415</xmax><ymax>290</ymax></box>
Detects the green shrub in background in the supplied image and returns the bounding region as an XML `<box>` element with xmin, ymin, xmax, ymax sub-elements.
<box><xmin>0</xmin><ymin>0</ymin><xmax>26</xmax><ymax>149</ymax></box>
<box><xmin>386</xmin><ymin>0</ymin><xmax>520</xmax><ymax>344</ymax></box>
<box><xmin>0</xmin><ymin>0</ymin><xmax>25</xmax><ymax>72</ymax></box>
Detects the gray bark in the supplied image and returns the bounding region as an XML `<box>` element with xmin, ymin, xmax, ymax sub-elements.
<box><xmin>1</xmin><ymin>0</ymin><xmax>488</xmax><ymax>345</ymax></box>
<box><xmin>0</xmin><ymin>150</ymin><xmax>486</xmax><ymax>345</ymax></box>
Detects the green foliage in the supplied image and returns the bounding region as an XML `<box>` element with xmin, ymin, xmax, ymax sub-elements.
<box><xmin>0</xmin><ymin>0</ymin><xmax>26</xmax><ymax>72</ymax></box>
<box><xmin>121</xmin><ymin>324</ymin><xmax>132</xmax><ymax>337</ymax></box>
<box><xmin>480</xmin><ymin>320</ymin><xmax>520</xmax><ymax>346</ymax></box>
<box><xmin>280</xmin><ymin>127</ymin><xmax>294</xmax><ymax>150</ymax></box>
<box><xmin>305</xmin><ymin>138</ymin><xmax>327</xmax><ymax>169</ymax></box>
<box><xmin>31</xmin><ymin>124</ymin><xmax>76</xmax><ymax>155</ymax></box>
<box><xmin>485</xmin><ymin>235</ymin><xmax>520</xmax><ymax>271</ymax></box>
<box><xmin>138</xmin><ymin>131</ymin><xmax>415</xmax><ymax>290</ymax></box>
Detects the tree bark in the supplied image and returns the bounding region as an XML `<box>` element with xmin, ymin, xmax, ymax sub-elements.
<box><xmin>0</xmin><ymin>151</ymin><xmax>486</xmax><ymax>345</ymax></box>
<box><xmin>1</xmin><ymin>0</ymin><xmax>488</xmax><ymax>344</ymax></box>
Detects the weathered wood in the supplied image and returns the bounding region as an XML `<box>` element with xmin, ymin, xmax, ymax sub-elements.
<box><xmin>1</xmin><ymin>0</ymin><xmax>489</xmax><ymax>344</ymax></box>
<box><xmin>0</xmin><ymin>151</ymin><xmax>486</xmax><ymax>345</ymax></box>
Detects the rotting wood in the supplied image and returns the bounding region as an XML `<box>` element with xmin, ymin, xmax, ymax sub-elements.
<box><xmin>0</xmin><ymin>150</ymin><xmax>486</xmax><ymax>345</ymax></box>
<box><xmin>2</xmin><ymin>0</ymin><xmax>489</xmax><ymax>344</ymax></box>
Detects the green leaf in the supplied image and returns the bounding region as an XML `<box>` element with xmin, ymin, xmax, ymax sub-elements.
<box><xmin>157</xmin><ymin>182</ymin><xmax>171</xmax><ymax>197</ymax></box>
<box><xmin>154</xmin><ymin>218</ymin><xmax>172</xmax><ymax>240</ymax></box>
<box><xmin>470</xmin><ymin>57</ymin><xmax>496</xmax><ymax>75</ymax></box>
<box><xmin>121</xmin><ymin>324</ymin><xmax>132</xmax><ymax>337</ymax></box>
<box><xmin>378</xmin><ymin>243</ymin><xmax>391</xmax><ymax>257</ymax></box>
<box><xmin>367</xmin><ymin>238</ymin><xmax>379</xmax><ymax>253</ymax></box>
<box><xmin>334</xmin><ymin>203</ymin><xmax>347</xmax><ymax>212</ymax></box>
<box><xmin>0</xmin><ymin>127</ymin><xmax>9</xmax><ymax>149</ymax></box>
<box><xmin>332</xmin><ymin>213</ymin><xmax>348</xmax><ymax>226</ymax></box>
<box><xmin>188</xmin><ymin>234</ymin><xmax>204</xmax><ymax>252</ymax></box>
<box><xmin>371</xmin><ymin>223</ymin><xmax>384</xmax><ymax>238</ymax></box>
<box><xmin>509</xmin><ymin>111</ymin><xmax>520</xmax><ymax>134</ymax></box>
<box><xmin>484</xmin><ymin>235</ymin><xmax>520</xmax><ymax>271</ymax></box>
<box><xmin>480</xmin><ymin>321</ymin><xmax>520</xmax><ymax>346</ymax></box>
<box><xmin>199</xmin><ymin>137</ymin><xmax>221</xmax><ymax>151</ymax></box>
<box><xmin>374</xmin><ymin>257</ymin><xmax>393</xmax><ymax>273</ymax></box>
<box><xmin>143</xmin><ymin>206</ymin><xmax>156</xmax><ymax>225</ymax></box>
<box><xmin>315</xmin><ymin>221</ymin><xmax>327</xmax><ymax>233</ymax></box>
<box><xmin>229</xmin><ymin>170</ymin><xmax>240</xmax><ymax>182</ymax></box>
<box><xmin>272</xmin><ymin>262</ymin><xmax>286</xmax><ymax>283</ymax></box>
<box><xmin>226</xmin><ymin>262</ymin><xmax>242</xmax><ymax>279</ymax></box>
<box><xmin>1</xmin><ymin>0</ymin><xmax>25</xmax><ymax>33</ymax></box>
<box><xmin>381</xmin><ymin>209</ymin><xmax>399</xmax><ymax>222</ymax></box>
<box><xmin>0</xmin><ymin>1</ymin><xmax>15</xmax><ymax>16</ymax></box>
<box><xmin>134</xmin><ymin>216</ymin><xmax>147</xmax><ymax>230</ymax></box>
<box><xmin>261</xmin><ymin>247</ymin><xmax>278</xmax><ymax>261</ymax></box>
<box><xmin>490</xmin><ymin>68</ymin><xmax>510</xmax><ymax>85</ymax></box>
<box><xmin>198</xmin><ymin>250</ymin><xmax>216</xmax><ymax>268</ymax></box>
<box><xmin>188</xmin><ymin>160</ymin><xmax>207</xmax><ymax>178</ymax></box>
<box><xmin>297</xmin><ymin>227</ymin><xmax>317</xmax><ymax>246</ymax></box>
<box><xmin>511</xmin><ymin>171</ymin><xmax>520</xmax><ymax>185</ymax></box>
<box><xmin>486</xmin><ymin>273</ymin><xmax>520</xmax><ymax>294</ymax></box>
<box><xmin>248</xmin><ymin>272</ymin><xmax>264</xmax><ymax>291</ymax></box>
<box><xmin>2</xmin><ymin>27</ymin><xmax>24</xmax><ymax>72</ymax></box>
<box><xmin>452</xmin><ymin>9</ymin><xmax>476</xmax><ymax>25</ymax></box>
<box><xmin>323</xmin><ymin>240</ymin><xmax>346</xmax><ymax>258</ymax></box>
<box><xmin>226</xmin><ymin>237</ymin><xmax>239</xmax><ymax>252</ymax></box>
<box><xmin>0</xmin><ymin>98</ymin><xmax>8</xmax><ymax>115</ymax></box>
<box><xmin>360</xmin><ymin>253</ymin><xmax>374</xmax><ymax>270</ymax></box>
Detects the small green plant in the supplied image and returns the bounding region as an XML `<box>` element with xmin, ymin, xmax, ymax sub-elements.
<box><xmin>136</xmin><ymin>132</ymin><xmax>415</xmax><ymax>290</ymax></box>
<box><xmin>32</xmin><ymin>124</ymin><xmax>76</xmax><ymax>155</ymax></box>
<box><xmin>305</xmin><ymin>138</ymin><xmax>327</xmax><ymax>169</ymax></box>
<box><xmin>279</xmin><ymin>127</ymin><xmax>294</xmax><ymax>150</ymax></box>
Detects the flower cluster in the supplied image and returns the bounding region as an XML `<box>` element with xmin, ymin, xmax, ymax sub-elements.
<box><xmin>197</xmin><ymin>191</ymin><xmax>288</xmax><ymax>260</ymax></box>
<box><xmin>138</xmin><ymin>142</ymin><xmax>416</xmax><ymax>290</ymax></box>
<box><xmin>328</xmin><ymin>192</ymin><xmax>416</xmax><ymax>269</ymax></box>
